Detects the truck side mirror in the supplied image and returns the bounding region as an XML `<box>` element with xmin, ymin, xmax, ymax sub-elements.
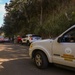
<box><xmin>57</xmin><ymin>37</ymin><xmax>62</xmax><ymax>43</ymax></box>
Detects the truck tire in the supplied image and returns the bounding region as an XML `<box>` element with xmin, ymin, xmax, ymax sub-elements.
<box><xmin>26</xmin><ymin>40</ymin><xmax>30</xmax><ymax>46</ymax></box>
<box><xmin>34</xmin><ymin>51</ymin><xmax>48</xmax><ymax>69</ymax></box>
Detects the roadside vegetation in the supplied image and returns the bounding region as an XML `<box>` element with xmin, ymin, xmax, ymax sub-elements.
<box><xmin>2</xmin><ymin>0</ymin><xmax>75</xmax><ymax>38</ymax></box>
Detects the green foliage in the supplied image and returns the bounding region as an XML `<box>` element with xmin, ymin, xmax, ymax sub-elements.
<box><xmin>3</xmin><ymin>0</ymin><xmax>75</xmax><ymax>38</ymax></box>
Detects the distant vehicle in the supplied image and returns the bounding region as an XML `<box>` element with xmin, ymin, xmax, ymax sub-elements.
<box><xmin>16</xmin><ymin>36</ymin><xmax>22</xmax><ymax>43</ymax></box>
<box><xmin>0</xmin><ymin>36</ymin><xmax>4</xmax><ymax>43</ymax></box>
<box><xmin>21</xmin><ymin>34</ymin><xmax>42</xmax><ymax>45</ymax></box>
<box><xmin>4</xmin><ymin>38</ymin><xmax>10</xmax><ymax>42</ymax></box>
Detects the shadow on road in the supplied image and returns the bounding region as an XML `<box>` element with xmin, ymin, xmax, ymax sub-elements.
<box><xmin>0</xmin><ymin>58</ymin><xmax>75</xmax><ymax>75</ymax></box>
<box><xmin>0</xmin><ymin>43</ymin><xmax>29</xmax><ymax>70</ymax></box>
<box><xmin>0</xmin><ymin>43</ymin><xmax>75</xmax><ymax>75</ymax></box>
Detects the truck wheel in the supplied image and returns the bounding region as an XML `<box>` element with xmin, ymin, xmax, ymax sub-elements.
<box><xmin>27</xmin><ymin>40</ymin><xmax>30</xmax><ymax>46</ymax></box>
<box><xmin>34</xmin><ymin>51</ymin><xmax>48</xmax><ymax>69</ymax></box>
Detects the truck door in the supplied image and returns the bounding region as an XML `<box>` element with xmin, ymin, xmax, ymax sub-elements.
<box><xmin>53</xmin><ymin>27</ymin><xmax>75</xmax><ymax>68</ymax></box>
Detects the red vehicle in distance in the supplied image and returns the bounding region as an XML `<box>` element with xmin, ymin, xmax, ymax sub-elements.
<box><xmin>17</xmin><ymin>36</ymin><xmax>22</xmax><ymax>43</ymax></box>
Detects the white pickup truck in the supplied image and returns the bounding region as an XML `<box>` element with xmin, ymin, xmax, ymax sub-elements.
<box><xmin>29</xmin><ymin>25</ymin><xmax>75</xmax><ymax>69</ymax></box>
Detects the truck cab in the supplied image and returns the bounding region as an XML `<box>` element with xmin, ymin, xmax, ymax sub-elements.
<box><xmin>29</xmin><ymin>25</ymin><xmax>75</xmax><ymax>69</ymax></box>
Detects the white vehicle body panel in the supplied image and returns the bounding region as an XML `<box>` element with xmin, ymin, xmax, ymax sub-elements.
<box><xmin>52</xmin><ymin>39</ymin><xmax>75</xmax><ymax>68</ymax></box>
<box><xmin>29</xmin><ymin>39</ymin><xmax>53</xmax><ymax>62</ymax></box>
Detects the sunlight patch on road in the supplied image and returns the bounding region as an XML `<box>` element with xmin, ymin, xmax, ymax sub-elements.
<box><xmin>0</xmin><ymin>46</ymin><xmax>6</xmax><ymax>51</ymax></box>
<box><xmin>0</xmin><ymin>44</ymin><xmax>14</xmax><ymax>51</ymax></box>
<box><xmin>0</xmin><ymin>44</ymin><xmax>12</xmax><ymax>51</ymax></box>
<box><xmin>0</xmin><ymin>65</ymin><xmax>4</xmax><ymax>69</ymax></box>
<box><xmin>7</xmin><ymin>48</ymin><xmax>13</xmax><ymax>50</ymax></box>
<box><xmin>0</xmin><ymin>44</ymin><xmax>29</xmax><ymax>70</ymax></box>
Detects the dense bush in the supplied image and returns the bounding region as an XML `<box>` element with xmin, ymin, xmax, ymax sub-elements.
<box><xmin>3</xmin><ymin>0</ymin><xmax>75</xmax><ymax>38</ymax></box>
